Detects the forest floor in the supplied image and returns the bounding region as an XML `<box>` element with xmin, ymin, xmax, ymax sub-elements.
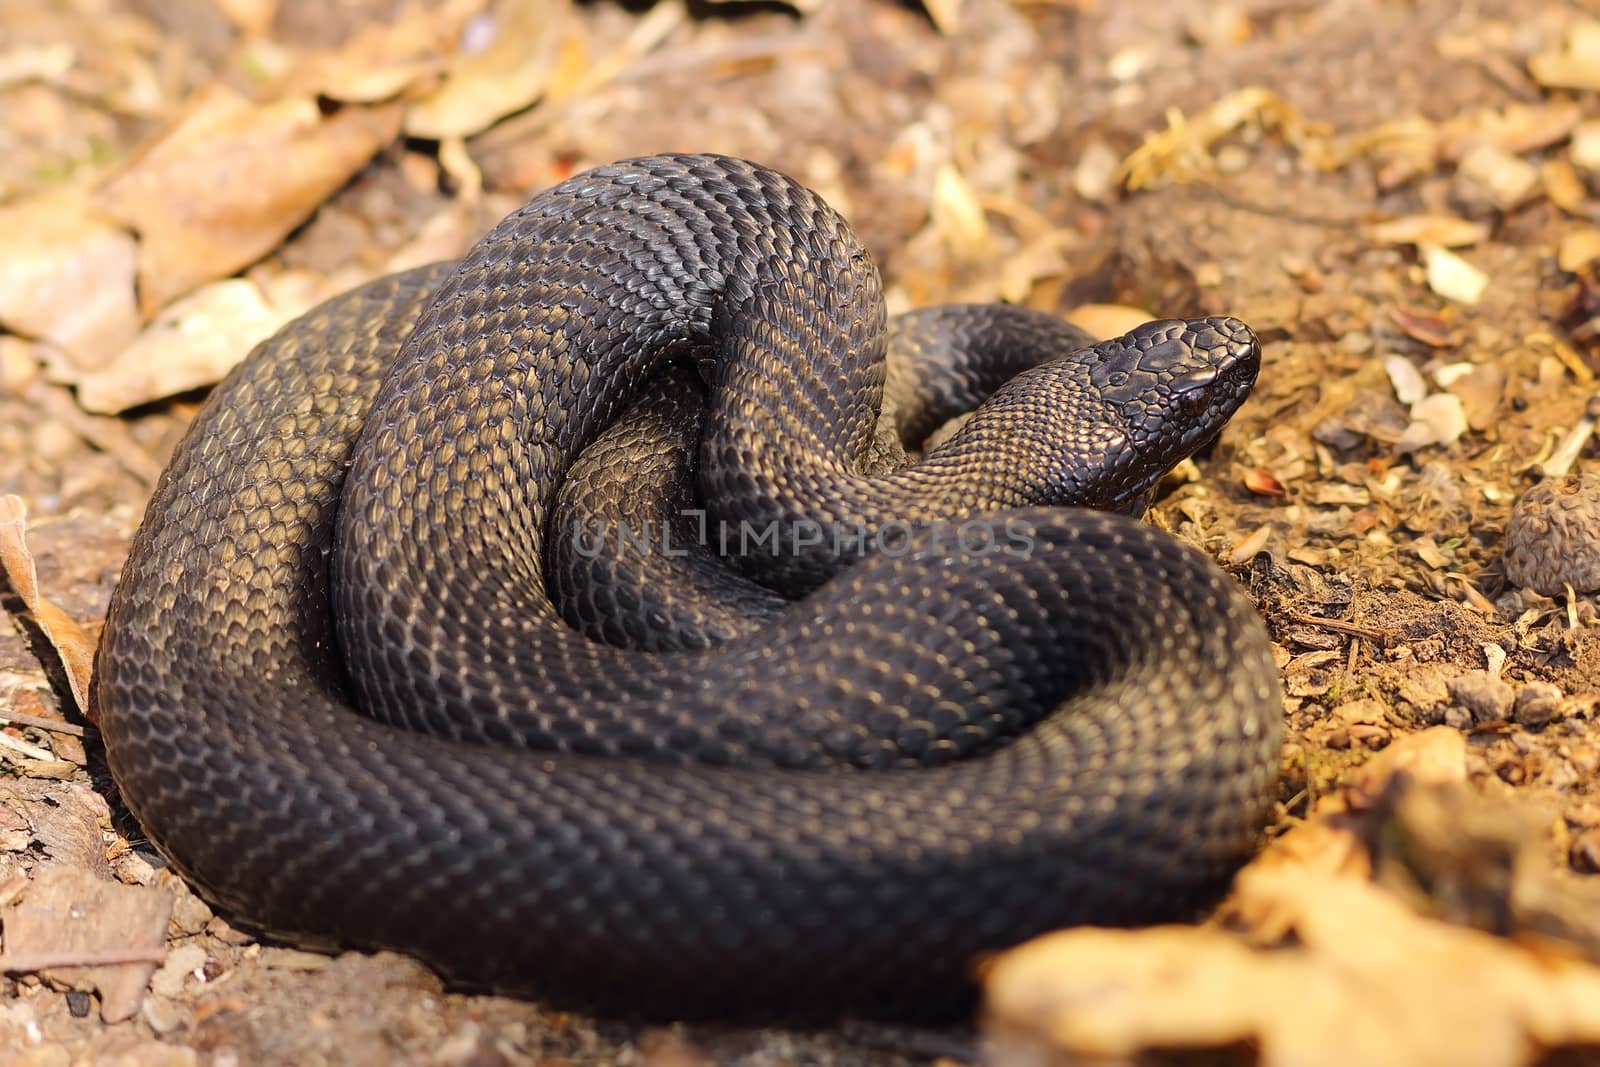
<box><xmin>4</xmin><ymin>0</ymin><xmax>1600</xmax><ymax>1064</ymax></box>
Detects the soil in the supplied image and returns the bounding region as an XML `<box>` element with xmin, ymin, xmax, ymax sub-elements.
<box><xmin>3</xmin><ymin>0</ymin><xmax>1600</xmax><ymax>1064</ymax></box>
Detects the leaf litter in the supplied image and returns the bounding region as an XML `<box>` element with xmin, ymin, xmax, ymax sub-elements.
<box><xmin>5</xmin><ymin>0</ymin><xmax>1600</xmax><ymax>1064</ymax></box>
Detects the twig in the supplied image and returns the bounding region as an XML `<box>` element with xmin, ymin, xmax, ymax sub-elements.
<box><xmin>0</xmin><ymin>946</ymin><xmax>167</xmax><ymax>974</ymax></box>
<box><xmin>1288</xmin><ymin>612</ymin><xmax>1393</xmax><ymax>643</ymax></box>
<box><xmin>0</xmin><ymin>710</ymin><xmax>86</xmax><ymax>737</ymax></box>
<box><xmin>0</xmin><ymin>730</ymin><xmax>55</xmax><ymax>762</ymax></box>
<box><xmin>1531</xmin><ymin>394</ymin><xmax>1600</xmax><ymax>480</ymax></box>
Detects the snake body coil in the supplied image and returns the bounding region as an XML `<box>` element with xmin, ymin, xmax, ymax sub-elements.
<box><xmin>94</xmin><ymin>155</ymin><xmax>1282</xmax><ymax>1020</ymax></box>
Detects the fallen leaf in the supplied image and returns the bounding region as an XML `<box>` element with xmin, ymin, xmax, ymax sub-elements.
<box><xmin>983</xmin><ymin>737</ymin><xmax>1600</xmax><ymax>1067</ymax></box>
<box><xmin>1454</xmin><ymin>142</ymin><xmax>1540</xmax><ymax>212</ymax></box>
<box><xmin>95</xmin><ymin>84</ymin><xmax>402</xmax><ymax>315</ymax></box>
<box><xmin>1385</xmin><ymin>354</ymin><xmax>1429</xmax><ymax>405</ymax></box>
<box><xmin>929</xmin><ymin>161</ymin><xmax>992</xmax><ymax>261</ymax></box>
<box><xmin>1065</xmin><ymin>304</ymin><xmax>1153</xmax><ymax>340</ymax></box>
<box><xmin>1541</xmin><ymin>159</ymin><xmax>1589</xmax><ymax>215</ymax></box>
<box><xmin>921</xmin><ymin>0</ymin><xmax>963</xmax><ymax>34</ymax></box>
<box><xmin>71</xmin><ymin>278</ymin><xmax>302</xmax><ymax>413</ymax></box>
<box><xmin>212</xmin><ymin>0</ymin><xmax>278</xmax><ymax>36</ymax></box>
<box><xmin>1444</xmin><ymin>363</ymin><xmax>1508</xmax><ymax>431</ymax></box>
<box><xmin>1529</xmin><ymin>19</ymin><xmax>1600</xmax><ymax>91</ymax></box>
<box><xmin>1388</xmin><ymin>305</ymin><xmax>1459</xmax><ymax>347</ymax></box>
<box><xmin>404</xmin><ymin>0</ymin><xmax>570</xmax><ymax>140</ymax></box>
<box><xmin>1559</xmin><ymin>229</ymin><xmax>1600</xmax><ymax>273</ymax></box>
<box><xmin>1397</xmin><ymin>392</ymin><xmax>1469</xmax><ymax>453</ymax></box>
<box><xmin>1244</xmin><ymin>468</ymin><xmax>1286</xmax><ymax>497</ymax></box>
<box><xmin>984</xmin><ymin>871</ymin><xmax>1600</xmax><ymax>1067</ymax></box>
<box><xmin>1423</xmin><ymin>244</ymin><xmax>1488</xmax><ymax>305</ymax></box>
<box><xmin>1438</xmin><ymin>101</ymin><xmax>1582</xmax><ymax>161</ymax></box>
<box><xmin>1118</xmin><ymin>87</ymin><xmax>1322</xmax><ymax>190</ymax></box>
<box><xmin>1070</xmin><ymin>139</ymin><xmax>1120</xmax><ymax>202</ymax></box>
<box><xmin>0</xmin><ymin>190</ymin><xmax>140</xmax><ymax>371</ymax></box>
<box><xmin>0</xmin><ymin>496</ymin><xmax>96</xmax><ymax>716</ymax></box>
<box><xmin>1</xmin><ymin>866</ymin><xmax>172</xmax><ymax>1024</ymax></box>
<box><xmin>282</xmin><ymin>5</ymin><xmax>463</xmax><ymax>104</ymax></box>
<box><xmin>1366</xmin><ymin>213</ymin><xmax>1489</xmax><ymax>248</ymax></box>
<box><xmin>1573</xmin><ymin>121</ymin><xmax>1600</xmax><ymax>175</ymax></box>
<box><xmin>0</xmin><ymin>42</ymin><xmax>75</xmax><ymax>91</ymax></box>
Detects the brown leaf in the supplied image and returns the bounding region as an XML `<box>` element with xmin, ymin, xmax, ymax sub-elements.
<box><xmin>1529</xmin><ymin>20</ymin><xmax>1600</xmax><ymax>91</ymax></box>
<box><xmin>283</xmin><ymin>5</ymin><xmax>463</xmax><ymax>104</ymax></box>
<box><xmin>404</xmin><ymin>0</ymin><xmax>571</xmax><ymax>140</ymax></box>
<box><xmin>95</xmin><ymin>84</ymin><xmax>402</xmax><ymax>315</ymax></box>
<box><xmin>1388</xmin><ymin>305</ymin><xmax>1460</xmax><ymax>348</ymax></box>
<box><xmin>984</xmin><ymin>872</ymin><xmax>1600</xmax><ymax>1067</ymax></box>
<box><xmin>1244</xmin><ymin>468</ymin><xmax>1286</xmax><ymax>497</ymax></box>
<box><xmin>1</xmin><ymin>866</ymin><xmax>172</xmax><ymax>1024</ymax></box>
<box><xmin>72</xmin><ymin>278</ymin><xmax>304</xmax><ymax>413</ymax></box>
<box><xmin>0</xmin><ymin>496</ymin><xmax>96</xmax><ymax>717</ymax></box>
<box><xmin>1366</xmin><ymin>213</ymin><xmax>1489</xmax><ymax>249</ymax></box>
<box><xmin>982</xmin><ymin>741</ymin><xmax>1600</xmax><ymax>1067</ymax></box>
<box><xmin>0</xmin><ymin>190</ymin><xmax>140</xmax><ymax>371</ymax></box>
<box><xmin>1064</xmin><ymin>304</ymin><xmax>1152</xmax><ymax>341</ymax></box>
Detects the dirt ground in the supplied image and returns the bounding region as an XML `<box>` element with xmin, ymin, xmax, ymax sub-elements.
<box><xmin>5</xmin><ymin>0</ymin><xmax>1600</xmax><ymax>1064</ymax></box>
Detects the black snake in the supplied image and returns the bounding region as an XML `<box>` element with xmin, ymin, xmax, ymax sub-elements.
<box><xmin>93</xmin><ymin>154</ymin><xmax>1283</xmax><ymax>1021</ymax></box>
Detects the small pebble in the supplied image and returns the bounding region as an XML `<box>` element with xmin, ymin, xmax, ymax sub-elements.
<box><xmin>1447</xmin><ymin>670</ymin><xmax>1515</xmax><ymax>723</ymax></box>
<box><xmin>1514</xmin><ymin>682</ymin><xmax>1565</xmax><ymax>729</ymax></box>
<box><xmin>168</xmin><ymin>887</ymin><xmax>213</xmax><ymax>937</ymax></box>
<box><xmin>140</xmin><ymin>994</ymin><xmax>188</xmax><ymax>1036</ymax></box>
<box><xmin>1504</xmin><ymin>474</ymin><xmax>1600</xmax><ymax>596</ymax></box>
<box><xmin>150</xmin><ymin>944</ymin><xmax>208</xmax><ymax>998</ymax></box>
<box><xmin>64</xmin><ymin>990</ymin><xmax>91</xmax><ymax>1018</ymax></box>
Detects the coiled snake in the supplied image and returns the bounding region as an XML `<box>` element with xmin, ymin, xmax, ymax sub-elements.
<box><xmin>93</xmin><ymin>154</ymin><xmax>1282</xmax><ymax>1020</ymax></box>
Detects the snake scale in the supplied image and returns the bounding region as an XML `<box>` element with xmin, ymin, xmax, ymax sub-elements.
<box><xmin>93</xmin><ymin>154</ymin><xmax>1283</xmax><ymax>1021</ymax></box>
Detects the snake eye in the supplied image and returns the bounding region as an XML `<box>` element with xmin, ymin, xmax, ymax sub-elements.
<box><xmin>1180</xmin><ymin>389</ymin><xmax>1208</xmax><ymax>417</ymax></box>
<box><xmin>1106</xmin><ymin>371</ymin><xmax>1129</xmax><ymax>388</ymax></box>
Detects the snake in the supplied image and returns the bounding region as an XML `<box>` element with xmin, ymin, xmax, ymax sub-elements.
<box><xmin>92</xmin><ymin>154</ymin><xmax>1283</xmax><ymax>1021</ymax></box>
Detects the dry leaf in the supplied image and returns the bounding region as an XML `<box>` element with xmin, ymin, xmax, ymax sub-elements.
<box><xmin>984</xmin><ymin>735</ymin><xmax>1600</xmax><ymax>1067</ymax></box>
<box><xmin>95</xmin><ymin>84</ymin><xmax>402</xmax><ymax>315</ymax></box>
<box><xmin>212</xmin><ymin>0</ymin><xmax>278</xmax><ymax>36</ymax></box>
<box><xmin>1573</xmin><ymin>121</ymin><xmax>1600</xmax><ymax>175</ymax></box>
<box><xmin>1066</xmin><ymin>304</ymin><xmax>1154</xmax><ymax>340</ymax></box>
<box><xmin>0</xmin><ymin>190</ymin><xmax>139</xmax><ymax>371</ymax></box>
<box><xmin>71</xmin><ymin>278</ymin><xmax>302</xmax><ymax>413</ymax></box>
<box><xmin>929</xmin><ymin>162</ymin><xmax>992</xmax><ymax>260</ymax></box>
<box><xmin>997</xmin><ymin>230</ymin><xmax>1073</xmax><ymax>304</ymax></box>
<box><xmin>2</xmin><ymin>866</ymin><xmax>172</xmax><ymax>1024</ymax></box>
<box><xmin>1541</xmin><ymin>159</ymin><xmax>1589</xmax><ymax>216</ymax></box>
<box><xmin>0</xmin><ymin>497</ymin><xmax>95</xmax><ymax>716</ymax></box>
<box><xmin>1244</xmin><ymin>468</ymin><xmax>1286</xmax><ymax>497</ymax></box>
<box><xmin>404</xmin><ymin>0</ymin><xmax>570</xmax><ymax>140</ymax></box>
<box><xmin>984</xmin><ymin>872</ymin><xmax>1600</xmax><ymax>1067</ymax></box>
<box><xmin>1438</xmin><ymin>102</ymin><xmax>1582</xmax><ymax>161</ymax></box>
<box><xmin>1559</xmin><ymin>229</ymin><xmax>1600</xmax><ymax>272</ymax></box>
<box><xmin>1070</xmin><ymin>139</ymin><xmax>1120</xmax><ymax>202</ymax></box>
<box><xmin>1397</xmin><ymin>393</ymin><xmax>1469</xmax><ymax>453</ymax></box>
<box><xmin>1423</xmin><ymin>244</ymin><xmax>1488</xmax><ymax>305</ymax></box>
<box><xmin>922</xmin><ymin>0</ymin><xmax>963</xmax><ymax>34</ymax></box>
<box><xmin>1445</xmin><ymin>363</ymin><xmax>1508</xmax><ymax>431</ymax></box>
<box><xmin>1385</xmin><ymin>354</ymin><xmax>1428</xmax><ymax>405</ymax></box>
<box><xmin>0</xmin><ymin>42</ymin><xmax>75</xmax><ymax>90</ymax></box>
<box><xmin>1117</xmin><ymin>87</ymin><xmax>1319</xmax><ymax>190</ymax></box>
<box><xmin>1366</xmin><ymin>213</ymin><xmax>1489</xmax><ymax>248</ymax></box>
<box><xmin>1529</xmin><ymin>20</ymin><xmax>1600</xmax><ymax>91</ymax></box>
<box><xmin>286</xmin><ymin>7</ymin><xmax>456</xmax><ymax>104</ymax></box>
<box><xmin>1454</xmin><ymin>142</ymin><xmax>1540</xmax><ymax>211</ymax></box>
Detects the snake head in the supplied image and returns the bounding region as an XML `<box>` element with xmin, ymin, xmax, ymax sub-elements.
<box><xmin>1085</xmin><ymin>315</ymin><xmax>1260</xmax><ymax>509</ymax></box>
